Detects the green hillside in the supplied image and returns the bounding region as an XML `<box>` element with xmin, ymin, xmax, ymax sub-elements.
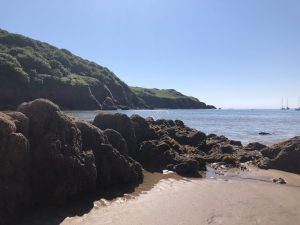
<box><xmin>131</xmin><ymin>87</ymin><xmax>215</xmax><ymax>109</ymax></box>
<box><xmin>0</xmin><ymin>28</ymin><xmax>214</xmax><ymax>110</ymax></box>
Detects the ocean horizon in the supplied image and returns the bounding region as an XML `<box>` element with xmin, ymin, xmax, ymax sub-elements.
<box><xmin>66</xmin><ymin>108</ymin><xmax>300</xmax><ymax>146</ymax></box>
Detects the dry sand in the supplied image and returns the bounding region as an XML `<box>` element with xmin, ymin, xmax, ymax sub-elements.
<box><xmin>58</xmin><ymin>167</ymin><xmax>300</xmax><ymax>225</ymax></box>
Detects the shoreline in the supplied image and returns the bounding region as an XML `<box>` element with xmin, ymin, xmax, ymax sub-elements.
<box><xmin>18</xmin><ymin>166</ymin><xmax>300</xmax><ymax>225</ymax></box>
<box><xmin>1</xmin><ymin>98</ymin><xmax>300</xmax><ymax>225</ymax></box>
<box><xmin>62</xmin><ymin>167</ymin><xmax>300</xmax><ymax>225</ymax></box>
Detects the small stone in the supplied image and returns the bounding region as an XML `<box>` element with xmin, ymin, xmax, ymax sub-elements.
<box><xmin>272</xmin><ymin>177</ymin><xmax>286</xmax><ymax>184</ymax></box>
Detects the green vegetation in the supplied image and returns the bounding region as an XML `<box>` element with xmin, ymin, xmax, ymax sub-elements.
<box><xmin>0</xmin><ymin>28</ymin><xmax>214</xmax><ymax>110</ymax></box>
<box><xmin>0</xmin><ymin>29</ymin><xmax>124</xmax><ymax>85</ymax></box>
<box><xmin>131</xmin><ymin>87</ymin><xmax>199</xmax><ymax>101</ymax></box>
<box><xmin>60</xmin><ymin>74</ymin><xmax>100</xmax><ymax>87</ymax></box>
<box><xmin>0</xmin><ymin>28</ymin><xmax>138</xmax><ymax>109</ymax></box>
<box><xmin>130</xmin><ymin>86</ymin><xmax>214</xmax><ymax>109</ymax></box>
<box><xmin>0</xmin><ymin>52</ymin><xmax>29</xmax><ymax>85</ymax></box>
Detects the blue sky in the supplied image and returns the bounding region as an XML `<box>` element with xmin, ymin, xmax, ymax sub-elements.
<box><xmin>1</xmin><ymin>0</ymin><xmax>300</xmax><ymax>108</ymax></box>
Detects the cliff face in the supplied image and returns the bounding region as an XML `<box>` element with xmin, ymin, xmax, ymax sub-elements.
<box><xmin>0</xmin><ymin>29</ymin><xmax>142</xmax><ymax>110</ymax></box>
<box><xmin>131</xmin><ymin>87</ymin><xmax>216</xmax><ymax>109</ymax></box>
<box><xmin>0</xmin><ymin>29</ymin><xmax>214</xmax><ymax>110</ymax></box>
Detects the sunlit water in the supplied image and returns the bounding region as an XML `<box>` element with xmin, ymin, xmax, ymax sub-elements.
<box><xmin>65</xmin><ymin>109</ymin><xmax>300</xmax><ymax>145</ymax></box>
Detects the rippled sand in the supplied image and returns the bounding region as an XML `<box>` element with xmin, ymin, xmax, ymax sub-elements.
<box><xmin>58</xmin><ymin>167</ymin><xmax>300</xmax><ymax>225</ymax></box>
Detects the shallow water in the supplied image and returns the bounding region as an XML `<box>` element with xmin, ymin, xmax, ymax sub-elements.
<box><xmin>65</xmin><ymin>109</ymin><xmax>300</xmax><ymax>145</ymax></box>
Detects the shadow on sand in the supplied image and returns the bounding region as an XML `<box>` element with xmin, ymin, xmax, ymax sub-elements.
<box><xmin>12</xmin><ymin>171</ymin><xmax>186</xmax><ymax>225</ymax></box>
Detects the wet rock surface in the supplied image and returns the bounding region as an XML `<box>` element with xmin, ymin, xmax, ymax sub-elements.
<box><xmin>272</xmin><ymin>177</ymin><xmax>286</xmax><ymax>184</ymax></box>
<box><xmin>258</xmin><ymin>136</ymin><xmax>300</xmax><ymax>174</ymax></box>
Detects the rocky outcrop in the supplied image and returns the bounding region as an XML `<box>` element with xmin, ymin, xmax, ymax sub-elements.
<box><xmin>244</xmin><ymin>142</ymin><xmax>267</xmax><ymax>151</ymax></box>
<box><xmin>104</xmin><ymin>129</ymin><xmax>128</xmax><ymax>156</ymax></box>
<box><xmin>75</xmin><ymin>119</ymin><xmax>142</xmax><ymax>187</ymax></box>
<box><xmin>17</xmin><ymin>99</ymin><xmax>97</xmax><ymax>204</ymax></box>
<box><xmin>94</xmin><ymin>144</ymin><xmax>143</xmax><ymax>187</ymax></box>
<box><xmin>93</xmin><ymin>113</ymin><xmax>138</xmax><ymax>156</ymax></box>
<box><xmin>258</xmin><ymin>136</ymin><xmax>300</xmax><ymax>174</ymax></box>
<box><xmin>0</xmin><ymin>112</ymin><xmax>31</xmax><ymax>214</ymax></box>
<box><xmin>0</xmin><ymin>99</ymin><xmax>143</xmax><ymax>219</ymax></box>
<box><xmin>130</xmin><ymin>114</ymin><xmax>157</xmax><ymax>144</ymax></box>
<box><xmin>2</xmin><ymin>97</ymin><xmax>300</xmax><ymax>222</ymax></box>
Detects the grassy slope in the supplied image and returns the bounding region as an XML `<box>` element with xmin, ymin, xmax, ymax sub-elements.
<box><xmin>131</xmin><ymin>87</ymin><xmax>198</xmax><ymax>101</ymax></box>
<box><xmin>130</xmin><ymin>86</ymin><xmax>214</xmax><ymax>109</ymax></box>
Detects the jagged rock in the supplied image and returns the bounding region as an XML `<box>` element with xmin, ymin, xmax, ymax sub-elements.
<box><xmin>206</xmin><ymin>135</ymin><xmax>229</xmax><ymax>150</ymax></box>
<box><xmin>174</xmin><ymin>159</ymin><xmax>199</xmax><ymax>176</ymax></box>
<box><xmin>244</xmin><ymin>142</ymin><xmax>267</xmax><ymax>151</ymax></box>
<box><xmin>174</xmin><ymin>130</ymin><xmax>207</xmax><ymax>146</ymax></box>
<box><xmin>104</xmin><ymin>129</ymin><xmax>128</xmax><ymax>156</ymax></box>
<box><xmin>130</xmin><ymin>114</ymin><xmax>157</xmax><ymax>144</ymax></box>
<box><xmin>18</xmin><ymin>99</ymin><xmax>97</xmax><ymax>204</ymax></box>
<box><xmin>175</xmin><ymin>120</ymin><xmax>184</xmax><ymax>127</ymax></box>
<box><xmin>94</xmin><ymin>144</ymin><xmax>142</xmax><ymax>187</ymax></box>
<box><xmin>258</xmin><ymin>136</ymin><xmax>300</xmax><ymax>174</ymax></box>
<box><xmin>5</xmin><ymin>112</ymin><xmax>29</xmax><ymax>137</ymax></box>
<box><xmin>0</xmin><ymin>113</ymin><xmax>31</xmax><ymax>215</ymax></box>
<box><xmin>221</xmin><ymin>144</ymin><xmax>235</xmax><ymax>154</ymax></box>
<box><xmin>272</xmin><ymin>177</ymin><xmax>286</xmax><ymax>184</ymax></box>
<box><xmin>237</xmin><ymin>150</ymin><xmax>262</xmax><ymax>163</ymax></box>
<box><xmin>187</xmin><ymin>154</ymin><xmax>207</xmax><ymax>171</ymax></box>
<box><xmin>260</xmin><ymin>147</ymin><xmax>281</xmax><ymax>158</ymax></box>
<box><xmin>138</xmin><ymin>139</ymin><xmax>203</xmax><ymax>175</ymax></box>
<box><xmin>75</xmin><ymin>119</ymin><xmax>143</xmax><ymax>187</ymax></box>
<box><xmin>93</xmin><ymin>112</ymin><xmax>138</xmax><ymax>156</ymax></box>
<box><xmin>138</xmin><ymin>140</ymin><xmax>176</xmax><ymax>168</ymax></box>
<box><xmin>229</xmin><ymin>140</ymin><xmax>242</xmax><ymax>146</ymax></box>
<box><xmin>75</xmin><ymin>120</ymin><xmax>107</xmax><ymax>150</ymax></box>
<box><xmin>207</xmin><ymin>133</ymin><xmax>217</xmax><ymax>138</ymax></box>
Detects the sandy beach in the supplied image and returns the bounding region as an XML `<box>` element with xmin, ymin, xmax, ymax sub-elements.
<box><xmin>56</xmin><ymin>167</ymin><xmax>300</xmax><ymax>225</ymax></box>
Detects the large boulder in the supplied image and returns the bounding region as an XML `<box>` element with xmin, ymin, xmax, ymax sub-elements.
<box><xmin>5</xmin><ymin>112</ymin><xmax>29</xmax><ymax>137</ymax></box>
<box><xmin>174</xmin><ymin>159</ymin><xmax>199</xmax><ymax>176</ymax></box>
<box><xmin>94</xmin><ymin>144</ymin><xmax>143</xmax><ymax>187</ymax></box>
<box><xmin>74</xmin><ymin>120</ymin><xmax>106</xmax><ymax>150</ymax></box>
<box><xmin>75</xmin><ymin>119</ymin><xmax>143</xmax><ymax>187</ymax></box>
<box><xmin>138</xmin><ymin>140</ymin><xmax>177</xmax><ymax>169</ymax></box>
<box><xmin>93</xmin><ymin>113</ymin><xmax>138</xmax><ymax>156</ymax></box>
<box><xmin>0</xmin><ymin>113</ymin><xmax>31</xmax><ymax>215</ymax></box>
<box><xmin>244</xmin><ymin>142</ymin><xmax>267</xmax><ymax>151</ymax></box>
<box><xmin>167</xmin><ymin>127</ymin><xmax>206</xmax><ymax>147</ymax></box>
<box><xmin>138</xmin><ymin>140</ymin><xmax>201</xmax><ymax>175</ymax></box>
<box><xmin>130</xmin><ymin>114</ymin><xmax>157</xmax><ymax>144</ymax></box>
<box><xmin>17</xmin><ymin>99</ymin><xmax>97</xmax><ymax>204</ymax></box>
<box><xmin>258</xmin><ymin>136</ymin><xmax>300</xmax><ymax>174</ymax></box>
<box><xmin>104</xmin><ymin>129</ymin><xmax>128</xmax><ymax>156</ymax></box>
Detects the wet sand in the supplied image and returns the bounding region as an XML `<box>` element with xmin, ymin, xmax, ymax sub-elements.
<box><xmin>59</xmin><ymin>167</ymin><xmax>300</xmax><ymax>225</ymax></box>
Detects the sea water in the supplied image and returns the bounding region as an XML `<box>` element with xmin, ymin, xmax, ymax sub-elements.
<box><xmin>65</xmin><ymin>109</ymin><xmax>300</xmax><ymax>145</ymax></box>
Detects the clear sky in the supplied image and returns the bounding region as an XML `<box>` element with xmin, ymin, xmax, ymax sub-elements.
<box><xmin>1</xmin><ymin>0</ymin><xmax>300</xmax><ymax>109</ymax></box>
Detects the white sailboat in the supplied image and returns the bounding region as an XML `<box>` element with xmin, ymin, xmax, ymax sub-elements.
<box><xmin>281</xmin><ymin>97</ymin><xmax>285</xmax><ymax>110</ymax></box>
<box><xmin>296</xmin><ymin>97</ymin><xmax>300</xmax><ymax>111</ymax></box>
<box><xmin>286</xmin><ymin>98</ymin><xmax>290</xmax><ymax>110</ymax></box>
